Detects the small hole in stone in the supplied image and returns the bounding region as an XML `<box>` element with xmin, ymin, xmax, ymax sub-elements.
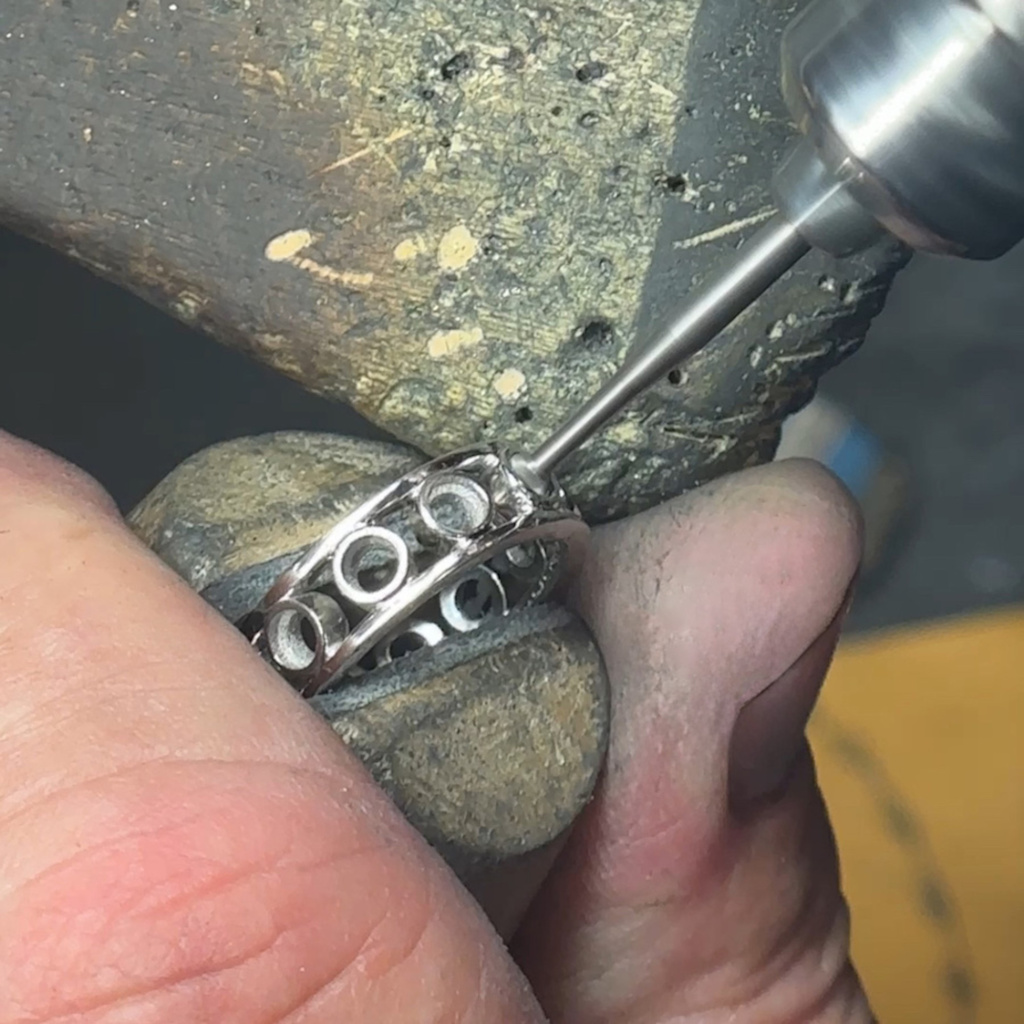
<box><xmin>576</xmin><ymin>60</ymin><xmax>608</xmax><ymax>83</ymax></box>
<box><xmin>253</xmin><ymin>17</ymin><xmax>263</xmax><ymax>35</ymax></box>
<box><xmin>499</xmin><ymin>46</ymin><xmax>526</xmax><ymax>70</ymax></box>
<box><xmin>419</xmin><ymin>86</ymin><xmax>437</xmax><ymax>101</ymax></box>
<box><xmin>573</xmin><ymin>317</ymin><xmax>615</xmax><ymax>349</ymax></box>
<box><xmin>550</xmin><ymin>105</ymin><xmax>564</xmax><ymax>116</ymax></box>
<box><xmin>441</xmin><ymin>51</ymin><xmax>473</xmax><ymax>80</ymax></box>
<box><xmin>514</xmin><ymin>406</ymin><xmax>533</xmax><ymax>423</ymax></box>
<box><xmin>126</xmin><ymin>0</ymin><xmax>139</xmax><ymax>10</ymax></box>
<box><xmin>439</xmin><ymin>135</ymin><xmax>451</xmax><ymax>149</ymax></box>
<box><xmin>667</xmin><ymin>368</ymin><xmax>683</xmax><ymax>386</ymax></box>
<box><xmin>656</xmin><ymin>172</ymin><xmax>690</xmax><ymax>195</ymax></box>
<box><xmin>578</xmin><ymin>111</ymin><xmax>600</xmax><ymax>128</ymax></box>
<box><xmin>684</xmin><ymin>104</ymin><xmax>698</xmax><ymax>117</ymax></box>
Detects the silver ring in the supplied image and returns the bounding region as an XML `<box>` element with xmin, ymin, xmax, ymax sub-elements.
<box><xmin>243</xmin><ymin>445</ymin><xmax>588</xmax><ymax>696</ymax></box>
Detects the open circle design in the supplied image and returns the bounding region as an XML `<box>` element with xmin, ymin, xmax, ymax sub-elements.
<box><xmin>440</xmin><ymin>566</ymin><xmax>509</xmax><ymax>633</ymax></box>
<box><xmin>266</xmin><ymin>593</ymin><xmax>348</xmax><ymax>672</ymax></box>
<box><xmin>418</xmin><ymin>473</ymin><xmax>492</xmax><ymax>538</ymax></box>
<box><xmin>332</xmin><ymin>527</ymin><xmax>410</xmax><ymax>607</ymax></box>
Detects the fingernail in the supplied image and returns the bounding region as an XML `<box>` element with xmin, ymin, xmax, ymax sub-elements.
<box><xmin>728</xmin><ymin>591</ymin><xmax>852</xmax><ymax>809</ymax></box>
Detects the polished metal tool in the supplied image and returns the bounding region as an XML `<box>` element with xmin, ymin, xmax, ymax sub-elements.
<box><xmin>250</xmin><ymin>0</ymin><xmax>1024</xmax><ymax>694</ymax></box>
<box><xmin>517</xmin><ymin>0</ymin><xmax>1024</xmax><ymax>487</ymax></box>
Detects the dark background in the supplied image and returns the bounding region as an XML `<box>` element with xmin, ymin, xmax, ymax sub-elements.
<box><xmin>2</xmin><ymin>225</ymin><xmax>1023</xmax><ymax>633</ymax></box>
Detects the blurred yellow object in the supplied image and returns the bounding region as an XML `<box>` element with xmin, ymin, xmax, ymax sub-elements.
<box><xmin>810</xmin><ymin>608</ymin><xmax>1024</xmax><ymax>1023</ymax></box>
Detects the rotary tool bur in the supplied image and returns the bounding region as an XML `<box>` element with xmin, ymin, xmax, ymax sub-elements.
<box><xmin>517</xmin><ymin>0</ymin><xmax>1024</xmax><ymax>489</ymax></box>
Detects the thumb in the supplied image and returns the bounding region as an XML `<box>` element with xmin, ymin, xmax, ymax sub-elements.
<box><xmin>0</xmin><ymin>432</ymin><xmax>542</xmax><ymax>1023</ymax></box>
<box><xmin>514</xmin><ymin>460</ymin><xmax>871</xmax><ymax>1023</ymax></box>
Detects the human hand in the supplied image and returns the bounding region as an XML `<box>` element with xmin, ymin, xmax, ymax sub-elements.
<box><xmin>0</xmin><ymin>431</ymin><xmax>867</xmax><ymax>1022</ymax></box>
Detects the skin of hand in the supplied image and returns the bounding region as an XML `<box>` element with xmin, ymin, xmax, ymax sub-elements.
<box><xmin>0</xmin><ymin>429</ymin><xmax>868</xmax><ymax>1024</ymax></box>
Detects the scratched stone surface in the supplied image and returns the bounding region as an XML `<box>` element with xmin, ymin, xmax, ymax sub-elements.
<box><xmin>0</xmin><ymin>0</ymin><xmax>904</xmax><ymax>521</ymax></box>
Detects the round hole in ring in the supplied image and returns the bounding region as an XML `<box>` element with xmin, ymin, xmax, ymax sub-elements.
<box><xmin>391</xmin><ymin>632</ymin><xmax>428</xmax><ymax>658</ymax></box>
<box><xmin>418</xmin><ymin>473</ymin><xmax>492</xmax><ymax>537</ymax></box>
<box><xmin>265</xmin><ymin>593</ymin><xmax>348</xmax><ymax>672</ymax></box>
<box><xmin>440</xmin><ymin>566</ymin><xmax>508</xmax><ymax>633</ymax></box>
<box><xmin>375</xmin><ymin>619</ymin><xmax>446</xmax><ymax>666</ymax></box>
<box><xmin>299</xmin><ymin>617</ymin><xmax>317</xmax><ymax>650</ymax></box>
<box><xmin>332</xmin><ymin>527</ymin><xmax>410</xmax><ymax>607</ymax></box>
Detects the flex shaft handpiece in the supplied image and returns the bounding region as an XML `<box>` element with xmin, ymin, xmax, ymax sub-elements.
<box><xmin>517</xmin><ymin>0</ymin><xmax>1024</xmax><ymax>487</ymax></box>
<box><xmin>247</xmin><ymin>0</ymin><xmax>1024</xmax><ymax>695</ymax></box>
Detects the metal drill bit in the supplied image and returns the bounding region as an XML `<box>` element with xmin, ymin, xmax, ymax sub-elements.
<box><xmin>517</xmin><ymin>213</ymin><xmax>810</xmax><ymax>487</ymax></box>
<box><xmin>521</xmin><ymin>0</ymin><xmax>1024</xmax><ymax>490</ymax></box>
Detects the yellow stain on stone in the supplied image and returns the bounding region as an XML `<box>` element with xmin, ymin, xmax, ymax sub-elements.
<box><xmin>492</xmin><ymin>368</ymin><xmax>527</xmax><ymax>402</ymax></box>
<box><xmin>293</xmin><ymin>257</ymin><xmax>374</xmax><ymax>289</ymax></box>
<box><xmin>394</xmin><ymin>237</ymin><xmax>426</xmax><ymax>262</ymax></box>
<box><xmin>264</xmin><ymin>229</ymin><xmax>314</xmax><ymax>262</ymax></box>
<box><xmin>428</xmin><ymin>327</ymin><xmax>484</xmax><ymax>359</ymax></box>
<box><xmin>605</xmin><ymin>420</ymin><xmax>644</xmax><ymax>445</ymax></box>
<box><xmin>264</xmin><ymin>230</ymin><xmax>374</xmax><ymax>289</ymax></box>
<box><xmin>437</xmin><ymin>225</ymin><xmax>479</xmax><ymax>271</ymax></box>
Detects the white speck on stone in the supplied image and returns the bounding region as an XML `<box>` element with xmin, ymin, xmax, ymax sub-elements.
<box><xmin>492</xmin><ymin>368</ymin><xmax>527</xmax><ymax>402</ymax></box>
<box><xmin>427</xmin><ymin>327</ymin><xmax>483</xmax><ymax>358</ymax></box>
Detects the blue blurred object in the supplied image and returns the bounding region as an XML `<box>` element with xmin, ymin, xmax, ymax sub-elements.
<box><xmin>777</xmin><ymin>395</ymin><xmax>910</xmax><ymax>580</ymax></box>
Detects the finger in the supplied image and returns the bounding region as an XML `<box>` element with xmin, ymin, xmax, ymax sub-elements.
<box><xmin>0</xmin><ymin>432</ymin><xmax>542</xmax><ymax>1023</ymax></box>
<box><xmin>514</xmin><ymin>460</ymin><xmax>871</xmax><ymax>1023</ymax></box>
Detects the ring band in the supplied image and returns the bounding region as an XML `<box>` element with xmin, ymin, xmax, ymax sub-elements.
<box><xmin>242</xmin><ymin>445</ymin><xmax>588</xmax><ymax>696</ymax></box>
